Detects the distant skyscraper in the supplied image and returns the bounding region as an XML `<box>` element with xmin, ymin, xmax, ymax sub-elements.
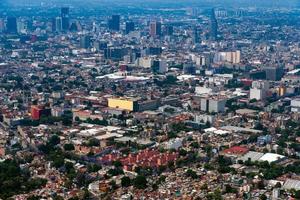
<box><xmin>125</xmin><ymin>21</ymin><xmax>135</xmax><ymax>34</ymax></box>
<box><xmin>70</xmin><ymin>21</ymin><xmax>82</xmax><ymax>32</ymax></box>
<box><xmin>6</xmin><ymin>17</ymin><xmax>17</xmax><ymax>33</ymax></box>
<box><xmin>193</xmin><ymin>27</ymin><xmax>201</xmax><ymax>44</ymax></box>
<box><xmin>0</xmin><ymin>19</ymin><xmax>5</xmax><ymax>33</ymax></box>
<box><xmin>108</xmin><ymin>15</ymin><xmax>120</xmax><ymax>31</ymax></box>
<box><xmin>61</xmin><ymin>7</ymin><xmax>70</xmax><ymax>31</ymax></box>
<box><xmin>69</xmin><ymin>21</ymin><xmax>77</xmax><ymax>32</ymax></box>
<box><xmin>55</xmin><ymin>17</ymin><xmax>62</xmax><ymax>32</ymax></box>
<box><xmin>149</xmin><ymin>22</ymin><xmax>156</xmax><ymax>37</ymax></box>
<box><xmin>92</xmin><ymin>22</ymin><xmax>97</xmax><ymax>32</ymax></box>
<box><xmin>264</xmin><ymin>66</ymin><xmax>284</xmax><ymax>81</ymax></box>
<box><xmin>80</xmin><ymin>35</ymin><xmax>91</xmax><ymax>49</ymax></box>
<box><xmin>51</xmin><ymin>18</ymin><xmax>56</xmax><ymax>32</ymax></box>
<box><xmin>149</xmin><ymin>21</ymin><xmax>161</xmax><ymax>37</ymax></box>
<box><xmin>17</xmin><ymin>20</ymin><xmax>27</xmax><ymax>34</ymax></box>
<box><xmin>99</xmin><ymin>40</ymin><xmax>108</xmax><ymax>50</ymax></box>
<box><xmin>104</xmin><ymin>47</ymin><xmax>127</xmax><ymax>61</ymax></box>
<box><xmin>183</xmin><ymin>62</ymin><xmax>196</xmax><ymax>74</ymax></box>
<box><xmin>165</xmin><ymin>25</ymin><xmax>174</xmax><ymax>36</ymax></box>
<box><xmin>210</xmin><ymin>8</ymin><xmax>218</xmax><ymax>41</ymax></box>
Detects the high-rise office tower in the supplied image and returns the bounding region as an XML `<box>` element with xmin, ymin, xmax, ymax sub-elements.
<box><xmin>104</xmin><ymin>47</ymin><xmax>127</xmax><ymax>61</ymax></box>
<box><xmin>98</xmin><ymin>40</ymin><xmax>108</xmax><ymax>50</ymax></box>
<box><xmin>152</xmin><ymin>59</ymin><xmax>167</xmax><ymax>74</ymax></box>
<box><xmin>193</xmin><ymin>27</ymin><xmax>201</xmax><ymax>44</ymax></box>
<box><xmin>108</xmin><ymin>15</ymin><xmax>120</xmax><ymax>31</ymax></box>
<box><xmin>80</xmin><ymin>35</ymin><xmax>91</xmax><ymax>49</ymax></box>
<box><xmin>51</xmin><ymin>18</ymin><xmax>57</xmax><ymax>32</ymax></box>
<box><xmin>70</xmin><ymin>21</ymin><xmax>82</xmax><ymax>32</ymax></box>
<box><xmin>156</xmin><ymin>22</ymin><xmax>162</xmax><ymax>36</ymax></box>
<box><xmin>149</xmin><ymin>21</ymin><xmax>161</xmax><ymax>37</ymax></box>
<box><xmin>61</xmin><ymin>7</ymin><xmax>70</xmax><ymax>31</ymax></box>
<box><xmin>183</xmin><ymin>62</ymin><xmax>196</xmax><ymax>75</ymax></box>
<box><xmin>55</xmin><ymin>17</ymin><xmax>62</xmax><ymax>32</ymax></box>
<box><xmin>125</xmin><ymin>21</ymin><xmax>135</xmax><ymax>34</ymax></box>
<box><xmin>6</xmin><ymin>17</ymin><xmax>17</xmax><ymax>33</ymax></box>
<box><xmin>149</xmin><ymin>22</ymin><xmax>156</xmax><ymax>37</ymax></box>
<box><xmin>264</xmin><ymin>66</ymin><xmax>284</xmax><ymax>81</ymax></box>
<box><xmin>0</xmin><ymin>19</ymin><xmax>5</xmax><ymax>33</ymax></box>
<box><xmin>92</xmin><ymin>22</ymin><xmax>97</xmax><ymax>33</ymax></box>
<box><xmin>165</xmin><ymin>25</ymin><xmax>174</xmax><ymax>36</ymax></box>
<box><xmin>210</xmin><ymin>8</ymin><xmax>218</xmax><ymax>41</ymax></box>
<box><xmin>17</xmin><ymin>20</ymin><xmax>27</xmax><ymax>34</ymax></box>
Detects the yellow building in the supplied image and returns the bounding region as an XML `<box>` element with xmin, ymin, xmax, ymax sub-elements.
<box><xmin>277</xmin><ymin>86</ymin><xmax>286</xmax><ymax>97</ymax></box>
<box><xmin>107</xmin><ymin>97</ymin><xmax>139</xmax><ymax>111</ymax></box>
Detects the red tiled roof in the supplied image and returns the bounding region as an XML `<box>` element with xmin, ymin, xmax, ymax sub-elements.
<box><xmin>222</xmin><ymin>146</ymin><xmax>249</xmax><ymax>155</ymax></box>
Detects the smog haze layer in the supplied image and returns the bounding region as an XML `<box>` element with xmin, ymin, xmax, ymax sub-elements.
<box><xmin>2</xmin><ymin>0</ymin><xmax>300</xmax><ymax>8</ymax></box>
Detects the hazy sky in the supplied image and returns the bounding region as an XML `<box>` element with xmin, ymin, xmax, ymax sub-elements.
<box><xmin>2</xmin><ymin>0</ymin><xmax>300</xmax><ymax>8</ymax></box>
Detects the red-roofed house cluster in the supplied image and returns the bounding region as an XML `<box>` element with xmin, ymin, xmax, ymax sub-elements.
<box><xmin>99</xmin><ymin>149</ymin><xmax>178</xmax><ymax>171</ymax></box>
<box><xmin>221</xmin><ymin>146</ymin><xmax>249</xmax><ymax>156</ymax></box>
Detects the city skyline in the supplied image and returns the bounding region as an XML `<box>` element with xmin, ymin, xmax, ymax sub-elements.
<box><xmin>2</xmin><ymin>0</ymin><xmax>300</xmax><ymax>7</ymax></box>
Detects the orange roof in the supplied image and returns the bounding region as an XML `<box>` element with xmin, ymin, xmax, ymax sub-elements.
<box><xmin>222</xmin><ymin>146</ymin><xmax>249</xmax><ymax>155</ymax></box>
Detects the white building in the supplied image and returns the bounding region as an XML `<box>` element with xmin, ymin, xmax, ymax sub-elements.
<box><xmin>200</xmin><ymin>96</ymin><xmax>227</xmax><ymax>113</ymax></box>
<box><xmin>136</xmin><ymin>57</ymin><xmax>153</xmax><ymax>68</ymax></box>
<box><xmin>258</xmin><ymin>153</ymin><xmax>285</xmax><ymax>163</ymax></box>
<box><xmin>291</xmin><ymin>98</ymin><xmax>300</xmax><ymax>112</ymax></box>
<box><xmin>51</xmin><ymin>107</ymin><xmax>64</xmax><ymax>117</ymax></box>
<box><xmin>272</xmin><ymin>188</ymin><xmax>280</xmax><ymax>200</ymax></box>
<box><xmin>195</xmin><ymin>86</ymin><xmax>216</xmax><ymax>95</ymax></box>
<box><xmin>157</xmin><ymin>59</ymin><xmax>167</xmax><ymax>73</ymax></box>
<box><xmin>250</xmin><ymin>88</ymin><xmax>265</xmax><ymax>101</ymax></box>
<box><xmin>164</xmin><ymin>138</ymin><xmax>183</xmax><ymax>150</ymax></box>
<box><xmin>283</xmin><ymin>179</ymin><xmax>300</xmax><ymax>191</ymax></box>
<box><xmin>17</xmin><ymin>20</ymin><xmax>27</xmax><ymax>34</ymax></box>
<box><xmin>250</xmin><ymin>80</ymin><xmax>270</xmax><ymax>101</ymax></box>
<box><xmin>194</xmin><ymin>114</ymin><xmax>216</xmax><ymax>124</ymax></box>
<box><xmin>194</xmin><ymin>55</ymin><xmax>210</xmax><ymax>66</ymax></box>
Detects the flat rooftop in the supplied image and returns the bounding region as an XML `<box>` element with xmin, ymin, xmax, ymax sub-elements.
<box><xmin>221</xmin><ymin>126</ymin><xmax>263</xmax><ymax>134</ymax></box>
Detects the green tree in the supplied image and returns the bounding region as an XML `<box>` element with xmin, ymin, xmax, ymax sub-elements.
<box><xmin>49</xmin><ymin>135</ymin><xmax>60</xmax><ymax>146</ymax></box>
<box><xmin>87</xmin><ymin>164</ymin><xmax>102</xmax><ymax>173</ymax></box>
<box><xmin>121</xmin><ymin>176</ymin><xmax>131</xmax><ymax>187</ymax></box>
<box><xmin>158</xmin><ymin>175</ymin><xmax>166</xmax><ymax>184</ymax></box>
<box><xmin>224</xmin><ymin>184</ymin><xmax>237</xmax><ymax>194</ymax></box>
<box><xmin>109</xmin><ymin>180</ymin><xmax>117</xmax><ymax>190</ymax></box>
<box><xmin>64</xmin><ymin>143</ymin><xmax>75</xmax><ymax>151</ymax></box>
<box><xmin>88</xmin><ymin>138</ymin><xmax>100</xmax><ymax>147</ymax></box>
<box><xmin>186</xmin><ymin>169</ymin><xmax>198</xmax><ymax>179</ymax></box>
<box><xmin>294</xmin><ymin>190</ymin><xmax>300</xmax><ymax>199</ymax></box>
<box><xmin>133</xmin><ymin>175</ymin><xmax>147</xmax><ymax>189</ymax></box>
<box><xmin>113</xmin><ymin>160</ymin><xmax>123</xmax><ymax>168</ymax></box>
<box><xmin>191</xmin><ymin>142</ymin><xmax>200</xmax><ymax>149</ymax></box>
<box><xmin>107</xmin><ymin>168</ymin><xmax>124</xmax><ymax>177</ymax></box>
